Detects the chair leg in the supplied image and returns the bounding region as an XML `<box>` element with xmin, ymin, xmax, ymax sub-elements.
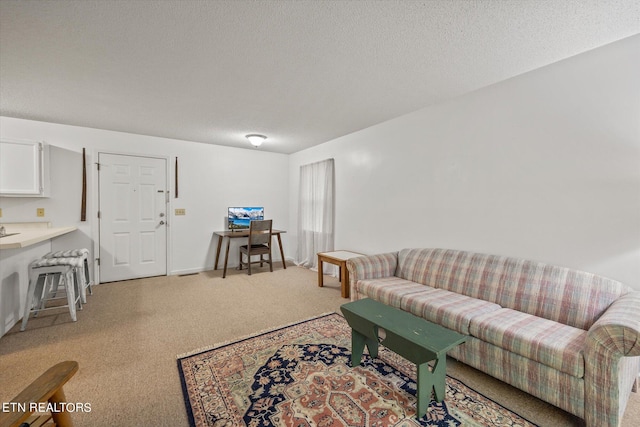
<box><xmin>248</xmin><ymin>253</ymin><xmax>252</xmax><ymax>275</ymax></box>
<box><xmin>73</xmin><ymin>270</ymin><xmax>83</xmax><ymax>311</ymax></box>
<box><xmin>21</xmin><ymin>274</ymin><xmax>44</xmax><ymax>331</ymax></box>
<box><xmin>39</xmin><ymin>274</ymin><xmax>58</xmax><ymax>308</ymax></box>
<box><xmin>77</xmin><ymin>267</ymin><xmax>87</xmax><ymax>304</ymax></box>
<box><xmin>84</xmin><ymin>257</ymin><xmax>93</xmax><ymax>296</ymax></box>
<box><xmin>64</xmin><ymin>271</ymin><xmax>77</xmax><ymax>322</ymax></box>
<box><xmin>269</xmin><ymin>249</ymin><xmax>273</xmax><ymax>272</ymax></box>
<box><xmin>37</xmin><ymin>273</ymin><xmax>70</xmax><ymax>317</ymax></box>
<box><xmin>36</xmin><ymin>273</ymin><xmax>54</xmax><ymax>315</ymax></box>
<box><xmin>42</xmin><ymin>271</ymin><xmax>68</xmax><ymax>302</ymax></box>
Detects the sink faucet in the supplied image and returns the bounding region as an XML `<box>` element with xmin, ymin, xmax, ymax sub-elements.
<box><xmin>0</xmin><ymin>225</ymin><xmax>5</xmax><ymax>237</ymax></box>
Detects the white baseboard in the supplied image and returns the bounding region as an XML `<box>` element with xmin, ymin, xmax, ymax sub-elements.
<box><xmin>171</xmin><ymin>257</ymin><xmax>294</xmax><ymax>277</ymax></box>
<box><xmin>171</xmin><ymin>267</ymin><xmax>205</xmax><ymax>276</ymax></box>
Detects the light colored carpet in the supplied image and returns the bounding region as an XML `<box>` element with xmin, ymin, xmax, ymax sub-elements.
<box><xmin>0</xmin><ymin>263</ymin><xmax>638</xmax><ymax>426</ymax></box>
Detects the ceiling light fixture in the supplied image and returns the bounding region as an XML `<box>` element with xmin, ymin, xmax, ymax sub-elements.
<box><xmin>246</xmin><ymin>134</ymin><xmax>267</xmax><ymax>148</ymax></box>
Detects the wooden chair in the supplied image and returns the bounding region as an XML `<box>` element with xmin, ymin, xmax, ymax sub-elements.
<box><xmin>238</xmin><ymin>219</ymin><xmax>273</xmax><ymax>275</ymax></box>
<box><xmin>0</xmin><ymin>361</ymin><xmax>79</xmax><ymax>427</ymax></box>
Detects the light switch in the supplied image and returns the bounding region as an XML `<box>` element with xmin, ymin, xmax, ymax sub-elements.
<box><xmin>175</xmin><ymin>208</ymin><xmax>186</xmax><ymax>216</ymax></box>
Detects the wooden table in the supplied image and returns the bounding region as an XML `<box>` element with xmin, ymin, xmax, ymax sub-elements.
<box><xmin>317</xmin><ymin>250</ymin><xmax>363</xmax><ymax>298</ymax></box>
<box><xmin>341</xmin><ymin>298</ymin><xmax>467</xmax><ymax>419</ymax></box>
<box><xmin>213</xmin><ymin>229</ymin><xmax>286</xmax><ymax>278</ymax></box>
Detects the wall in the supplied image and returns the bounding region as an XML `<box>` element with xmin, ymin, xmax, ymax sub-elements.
<box><xmin>2</xmin><ymin>35</ymin><xmax>638</xmax><ymax>289</ymax></box>
<box><xmin>289</xmin><ymin>35</ymin><xmax>640</xmax><ymax>289</ymax></box>
<box><xmin>0</xmin><ymin>118</ymin><xmax>290</xmax><ymax>278</ymax></box>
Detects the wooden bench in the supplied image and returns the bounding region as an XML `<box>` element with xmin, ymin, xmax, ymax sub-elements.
<box><xmin>0</xmin><ymin>361</ymin><xmax>79</xmax><ymax>427</ymax></box>
<box><xmin>340</xmin><ymin>299</ymin><xmax>466</xmax><ymax>418</ymax></box>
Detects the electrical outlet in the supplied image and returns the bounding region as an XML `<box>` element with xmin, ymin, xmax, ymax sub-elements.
<box><xmin>36</xmin><ymin>208</ymin><xmax>45</xmax><ymax>217</ymax></box>
<box><xmin>175</xmin><ymin>208</ymin><xmax>186</xmax><ymax>216</ymax></box>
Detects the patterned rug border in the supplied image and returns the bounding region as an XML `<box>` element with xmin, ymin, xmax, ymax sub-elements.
<box><xmin>177</xmin><ymin>313</ymin><xmax>338</xmax><ymax>427</ymax></box>
<box><xmin>177</xmin><ymin>312</ymin><xmax>539</xmax><ymax>427</ymax></box>
<box><xmin>176</xmin><ymin>312</ymin><xmax>336</xmax><ymax>359</ymax></box>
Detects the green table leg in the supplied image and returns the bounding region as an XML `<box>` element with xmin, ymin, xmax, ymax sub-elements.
<box><xmin>417</xmin><ymin>362</ymin><xmax>431</xmax><ymax>418</ymax></box>
<box><xmin>431</xmin><ymin>357</ymin><xmax>447</xmax><ymax>403</ymax></box>
<box><xmin>416</xmin><ymin>357</ymin><xmax>447</xmax><ymax>419</ymax></box>
<box><xmin>350</xmin><ymin>329</ymin><xmax>378</xmax><ymax>367</ymax></box>
<box><xmin>341</xmin><ymin>300</ymin><xmax>466</xmax><ymax>421</ymax></box>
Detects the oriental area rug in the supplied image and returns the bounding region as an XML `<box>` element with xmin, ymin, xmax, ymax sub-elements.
<box><xmin>177</xmin><ymin>313</ymin><xmax>537</xmax><ymax>427</ymax></box>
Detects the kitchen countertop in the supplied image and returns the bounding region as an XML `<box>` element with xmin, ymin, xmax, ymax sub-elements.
<box><xmin>0</xmin><ymin>222</ymin><xmax>77</xmax><ymax>249</ymax></box>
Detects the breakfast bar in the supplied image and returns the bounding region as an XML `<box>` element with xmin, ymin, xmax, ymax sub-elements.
<box><xmin>0</xmin><ymin>223</ymin><xmax>77</xmax><ymax>250</ymax></box>
<box><xmin>0</xmin><ymin>222</ymin><xmax>77</xmax><ymax>336</ymax></box>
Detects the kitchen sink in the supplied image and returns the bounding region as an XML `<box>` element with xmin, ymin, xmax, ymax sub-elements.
<box><xmin>0</xmin><ymin>232</ymin><xmax>20</xmax><ymax>238</ymax></box>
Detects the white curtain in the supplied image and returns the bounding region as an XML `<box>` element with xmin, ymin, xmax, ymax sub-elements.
<box><xmin>296</xmin><ymin>158</ymin><xmax>335</xmax><ymax>271</ymax></box>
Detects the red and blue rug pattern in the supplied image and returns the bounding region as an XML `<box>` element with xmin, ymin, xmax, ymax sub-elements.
<box><xmin>177</xmin><ymin>313</ymin><xmax>537</xmax><ymax>427</ymax></box>
<box><xmin>244</xmin><ymin>343</ymin><xmax>459</xmax><ymax>426</ymax></box>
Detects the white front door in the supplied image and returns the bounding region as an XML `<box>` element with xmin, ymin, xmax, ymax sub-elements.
<box><xmin>98</xmin><ymin>153</ymin><xmax>168</xmax><ymax>283</ymax></box>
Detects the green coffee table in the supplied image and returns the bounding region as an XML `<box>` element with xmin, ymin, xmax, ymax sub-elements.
<box><xmin>340</xmin><ymin>298</ymin><xmax>467</xmax><ymax>419</ymax></box>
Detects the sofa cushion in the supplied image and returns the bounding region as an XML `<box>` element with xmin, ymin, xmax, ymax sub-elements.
<box><xmin>399</xmin><ymin>289</ymin><xmax>501</xmax><ymax>335</ymax></box>
<box><xmin>469</xmin><ymin>308</ymin><xmax>586</xmax><ymax>378</ymax></box>
<box><xmin>397</xmin><ymin>248</ymin><xmax>628</xmax><ymax>330</ymax></box>
<box><xmin>356</xmin><ymin>277</ymin><xmax>429</xmax><ymax>307</ymax></box>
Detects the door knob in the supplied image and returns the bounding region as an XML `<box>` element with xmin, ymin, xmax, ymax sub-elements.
<box><xmin>159</xmin><ymin>212</ymin><xmax>165</xmax><ymax>217</ymax></box>
<box><xmin>159</xmin><ymin>221</ymin><xmax>165</xmax><ymax>225</ymax></box>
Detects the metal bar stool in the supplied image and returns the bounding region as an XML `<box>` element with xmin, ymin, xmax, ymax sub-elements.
<box><xmin>21</xmin><ymin>258</ymin><xmax>82</xmax><ymax>331</ymax></box>
<box><xmin>36</xmin><ymin>256</ymin><xmax>86</xmax><ymax>310</ymax></box>
<box><xmin>43</xmin><ymin>248</ymin><xmax>92</xmax><ymax>304</ymax></box>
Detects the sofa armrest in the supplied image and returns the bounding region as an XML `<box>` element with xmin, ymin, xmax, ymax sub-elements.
<box><xmin>347</xmin><ymin>252</ymin><xmax>398</xmax><ymax>281</ymax></box>
<box><xmin>587</xmin><ymin>291</ymin><xmax>640</xmax><ymax>356</ymax></box>
<box><xmin>346</xmin><ymin>252</ymin><xmax>398</xmax><ymax>300</ymax></box>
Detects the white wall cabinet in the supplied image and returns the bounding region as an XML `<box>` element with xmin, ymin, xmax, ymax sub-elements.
<box><xmin>0</xmin><ymin>139</ymin><xmax>50</xmax><ymax>197</ymax></box>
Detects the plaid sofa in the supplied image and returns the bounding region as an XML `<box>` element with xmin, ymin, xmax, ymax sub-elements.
<box><xmin>346</xmin><ymin>248</ymin><xmax>640</xmax><ymax>427</ymax></box>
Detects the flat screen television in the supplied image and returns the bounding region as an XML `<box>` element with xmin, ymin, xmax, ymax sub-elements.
<box><xmin>228</xmin><ymin>206</ymin><xmax>264</xmax><ymax>230</ymax></box>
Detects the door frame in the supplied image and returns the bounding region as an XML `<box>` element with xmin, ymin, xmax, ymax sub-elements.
<box><xmin>91</xmin><ymin>149</ymin><xmax>172</xmax><ymax>284</ymax></box>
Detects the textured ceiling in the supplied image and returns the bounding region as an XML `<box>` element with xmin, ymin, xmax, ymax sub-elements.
<box><xmin>1</xmin><ymin>0</ymin><xmax>639</xmax><ymax>154</ymax></box>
